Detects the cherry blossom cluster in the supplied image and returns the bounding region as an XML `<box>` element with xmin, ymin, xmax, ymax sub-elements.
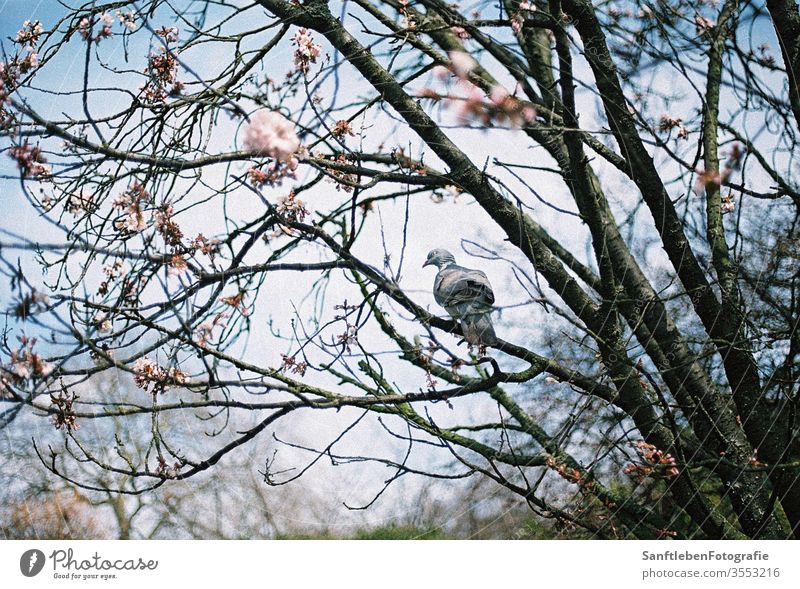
<box><xmin>333</xmin><ymin>301</ymin><xmax>360</xmax><ymax>353</ymax></box>
<box><xmin>336</xmin><ymin>325</ymin><xmax>359</xmax><ymax>352</ymax></box>
<box><xmin>511</xmin><ymin>1</ymin><xmax>538</xmax><ymax>34</ymax></box>
<box><xmin>92</xmin><ymin>312</ymin><xmax>112</xmax><ymax>333</ymax></box>
<box><xmin>658</xmin><ymin>115</ymin><xmax>689</xmax><ymax>140</ymax></box>
<box><xmin>423</xmin><ymin>51</ymin><xmax>536</xmax><ymax>128</ymax></box>
<box><xmin>112</xmin><ymin>192</ymin><xmax>215</xmax><ymax>278</ymax></box>
<box><xmin>11</xmin><ymin>288</ymin><xmax>49</xmax><ymax>320</ymax></box>
<box><xmin>113</xmin><ymin>181</ymin><xmax>152</xmax><ymax>234</ymax></box>
<box><xmin>132</xmin><ymin>357</ymin><xmax>187</xmax><ymax>394</ymax></box>
<box><xmin>50</xmin><ymin>389</ymin><xmax>80</xmax><ymax>431</ymax></box>
<box><xmin>308</xmin><ymin>151</ymin><xmax>359</xmax><ymax>192</ymax></box>
<box><xmin>280</xmin><ymin>354</ymin><xmax>308</xmax><ymax>376</ymax></box>
<box><xmin>398</xmin><ymin>0</ymin><xmax>417</xmax><ymax>30</ymax></box>
<box><xmin>624</xmin><ymin>440</ymin><xmax>680</xmax><ymax>480</ymax></box>
<box><xmin>194</xmin><ymin>314</ymin><xmax>227</xmax><ymax>347</ymax></box>
<box><xmin>15</xmin><ymin>20</ymin><xmax>44</xmax><ymax>45</ymax></box>
<box><xmin>0</xmin><ymin>64</ymin><xmax>13</xmax><ymax>130</ymax></box>
<box><xmin>3</xmin><ymin>337</ymin><xmax>54</xmax><ymax>384</ymax></box>
<box><xmin>155</xmin><ymin>204</ymin><xmax>184</xmax><ymax>247</ymax></box>
<box><xmin>66</xmin><ymin>191</ymin><xmax>96</xmax><ymax>215</ymax></box>
<box><xmin>143</xmin><ymin>48</ymin><xmax>180</xmax><ymax>102</ymax></box>
<box><xmin>78</xmin><ymin>12</ymin><xmax>113</xmax><ymax>43</ymax></box>
<box><xmin>247</xmin><ymin>162</ymin><xmax>297</xmax><ymax>188</ymax></box>
<box><xmin>276</xmin><ymin>190</ymin><xmax>309</xmax><ymax>223</ymax></box>
<box><xmin>220</xmin><ymin>292</ymin><xmax>250</xmax><ymax>317</ymax></box>
<box><xmin>748</xmin><ymin>449</ymin><xmax>767</xmax><ymax>468</ymax></box>
<box><xmin>694</xmin><ymin>144</ymin><xmax>743</xmax><ymax>211</ymax></box>
<box><xmin>167</xmin><ymin>254</ymin><xmax>189</xmax><ymax>278</ymax></box>
<box><xmin>292</xmin><ymin>28</ymin><xmax>322</xmax><ymax>73</ymax></box>
<box><xmin>117</xmin><ymin>11</ymin><xmax>138</xmax><ymax>31</ymax></box>
<box><xmin>1</xmin><ymin>21</ymin><xmax>44</xmax><ymax>129</ymax></box>
<box><xmin>156</xmin><ymin>456</ymin><xmax>181</xmax><ymax>479</ymax></box>
<box><xmin>78</xmin><ymin>11</ymin><xmax>137</xmax><ymax>43</ymax></box>
<box><xmin>243</xmin><ymin>110</ymin><xmax>301</xmax><ymax>165</ymax></box>
<box><xmin>243</xmin><ymin>110</ymin><xmax>302</xmax><ymax>189</ymax></box>
<box><xmin>189</xmin><ymin>233</ymin><xmax>220</xmax><ymax>261</ymax></box>
<box><xmin>98</xmin><ymin>259</ymin><xmax>124</xmax><ymax>296</ymax></box>
<box><xmin>415</xmin><ymin>340</ymin><xmax>441</xmax><ymax>391</ymax></box>
<box><xmin>155</xmin><ymin>26</ymin><xmax>179</xmax><ymax>43</ymax></box>
<box><xmin>545</xmin><ymin>455</ymin><xmax>595</xmax><ymax>491</ymax></box>
<box><xmin>11</xmin><ymin>20</ymin><xmax>42</xmax><ymax>74</ymax></box>
<box><xmin>0</xmin><ymin>60</ymin><xmax>15</xmax><ymax>98</ymax></box>
<box><xmin>721</xmin><ymin>192</ymin><xmax>736</xmax><ymax>213</ymax></box>
<box><xmin>694</xmin><ymin>14</ymin><xmax>716</xmax><ymax>33</ymax></box>
<box><xmin>330</xmin><ymin>119</ymin><xmax>354</xmax><ymax>138</ymax></box>
<box><xmin>430</xmin><ymin>184</ymin><xmax>463</xmax><ymax>204</ymax></box>
<box><xmin>8</xmin><ymin>142</ymin><xmax>50</xmax><ymax>179</ymax></box>
<box><xmin>140</xmin><ymin>28</ymin><xmax>180</xmax><ymax>103</ymax></box>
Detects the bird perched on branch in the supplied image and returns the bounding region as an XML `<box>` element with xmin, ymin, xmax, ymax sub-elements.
<box><xmin>423</xmin><ymin>248</ymin><xmax>497</xmax><ymax>350</ymax></box>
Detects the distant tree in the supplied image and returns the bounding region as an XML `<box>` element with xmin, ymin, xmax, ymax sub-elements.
<box><xmin>2</xmin><ymin>0</ymin><xmax>800</xmax><ymax>539</ymax></box>
<box><xmin>0</xmin><ymin>489</ymin><xmax>104</xmax><ymax>540</ymax></box>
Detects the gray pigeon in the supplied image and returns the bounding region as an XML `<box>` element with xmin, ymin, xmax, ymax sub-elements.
<box><xmin>423</xmin><ymin>248</ymin><xmax>498</xmax><ymax>347</ymax></box>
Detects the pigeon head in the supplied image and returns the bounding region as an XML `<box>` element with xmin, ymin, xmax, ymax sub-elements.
<box><xmin>423</xmin><ymin>248</ymin><xmax>456</xmax><ymax>269</ymax></box>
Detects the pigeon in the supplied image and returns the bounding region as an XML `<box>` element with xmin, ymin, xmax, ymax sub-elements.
<box><xmin>423</xmin><ymin>248</ymin><xmax>498</xmax><ymax>347</ymax></box>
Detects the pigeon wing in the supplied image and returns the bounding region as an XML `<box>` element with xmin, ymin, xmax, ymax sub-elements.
<box><xmin>434</xmin><ymin>265</ymin><xmax>495</xmax><ymax>315</ymax></box>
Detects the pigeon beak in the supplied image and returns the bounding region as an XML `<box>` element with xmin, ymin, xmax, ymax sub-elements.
<box><xmin>422</xmin><ymin>260</ymin><xmax>431</xmax><ymax>268</ymax></box>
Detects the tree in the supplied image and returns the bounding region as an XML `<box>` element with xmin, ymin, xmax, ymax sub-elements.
<box><xmin>1</xmin><ymin>0</ymin><xmax>799</xmax><ymax>540</ymax></box>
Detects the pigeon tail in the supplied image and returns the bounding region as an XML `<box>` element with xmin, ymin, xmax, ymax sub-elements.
<box><xmin>460</xmin><ymin>312</ymin><xmax>497</xmax><ymax>346</ymax></box>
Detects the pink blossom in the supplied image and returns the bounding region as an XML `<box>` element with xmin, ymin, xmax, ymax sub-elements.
<box><xmin>12</xmin><ymin>363</ymin><xmax>31</xmax><ymax>379</ymax></box>
<box><xmin>117</xmin><ymin>11</ymin><xmax>137</xmax><ymax>31</ymax></box>
<box><xmin>66</xmin><ymin>191</ymin><xmax>95</xmax><ymax>215</ymax></box>
<box><xmin>79</xmin><ymin>18</ymin><xmax>91</xmax><ymax>40</ymax></box>
<box><xmin>721</xmin><ymin>194</ymin><xmax>736</xmax><ymax>213</ymax></box>
<box><xmin>276</xmin><ymin>190</ymin><xmax>309</xmax><ymax>222</ymax></box>
<box><xmin>93</xmin><ymin>313</ymin><xmax>112</xmax><ymax>332</ymax></box>
<box><xmin>489</xmin><ymin>84</ymin><xmax>510</xmax><ymax>106</ymax></box>
<box><xmin>454</xmin><ymin>84</ymin><xmax>487</xmax><ymax>122</ymax></box>
<box><xmin>694</xmin><ymin>15</ymin><xmax>716</xmax><ymax>32</ymax></box>
<box><xmin>431</xmin><ymin>65</ymin><xmax>450</xmax><ymax>80</ymax></box>
<box><xmin>8</xmin><ymin>142</ymin><xmax>50</xmax><ymax>178</ymax></box>
<box><xmin>118</xmin><ymin>211</ymin><xmax>147</xmax><ymax>232</ymax></box>
<box><xmin>133</xmin><ymin>357</ymin><xmax>157</xmax><ymax>373</ymax></box>
<box><xmin>26</xmin><ymin>47</ymin><xmax>39</xmax><ymax>69</ymax></box>
<box><xmin>293</xmin><ymin>28</ymin><xmax>321</xmax><ymax>73</ymax></box>
<box><xmin>16</xmin><ymin>20</ymin><xmax>43</xmax><ymax>46</ymax></box>
<box><xmin>451</xmin><ymin>26</ymin><xmax>470</xmax><ymax>40</ymax></box>
<box><xmin>113</xmin><ymin>182</ymin><xmax>151</xmax><ymax>233</ymax></box>
<box><xmin>103</xmin><ymin>260</ymin><xmax>124</xmax><ymax>279</ymax></box>
<box><xmin>521</xmin><ymin>104</ymin><xmax>536</xmax><ymax>123</ymax></box>
<box><xmin>243</xmin><ymin>110</ymin><xmax>301</xmax><ymax>164</ymax></box>
<box><xmin>417</xmin><ymin>88</ymin><xmax>441</xmax><ymax>100</ymax></box>
<box><xmin>401</xmin><ymin>15</ymin><xmax>417</xmax><ymax>29</ymax></box>
<box><xmin>36</xmin><ymin>362</ymin><xmax>54</xmax><ymax>377</ymax></box>
<box><xmin>5</xmin><ymin>337</ymin><xmax>54</xmax><ymax>382</ymax></box>
<box><xmin>448</xmin><ymin>51</ymin><xmax>475</xmax><ymax>78</ymax></box>
<box><xmin>167</xmin><ymin>255</ymin><xmax>189</xmax><ymax>278</ymax></box>
<box><xmin>195</xmin><ymin>321</ymin><xmax>215</xmax><ymax>346</ymax></box>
